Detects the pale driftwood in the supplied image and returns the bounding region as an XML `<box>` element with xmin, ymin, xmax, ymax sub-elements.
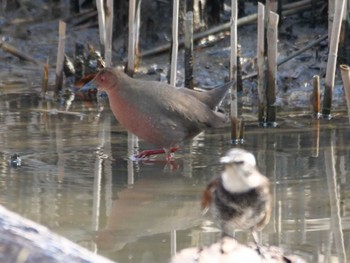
<box><xmin>322</xmin><ymin>0</ymin><xmax>346</xmax><ymax>116</ymax></box>
<box><xmin>141</xmin><ymin>0</ymin><xmax>313</xmax><ymax>58</ymax></box>
<box><xmin>0</xmin><ymin>205</ymin><xmax>115</xmax><ymax>263</ymax></box>
<box><xmin>170</xmin><ymin>237</ymin><xmax>307</xmax><ymax>263</ymax></box>
<box><xmin>170</xmin><ymin>0</ymin><xmax>180</xmax><ymax>86</ymax></box>
<box><xmin>340</xmin><ymin>64</ymin><xmax>350</xmax><ymax>123</ymax></box>
<box><xmin>266</xmin><ymin>12</ymin><xmax>279</xmax><ymax>125</ymax></box>
<box><xmin>55</xmin><ymin>20</ymin><xmax>66</xmax><ymax>94</ymax></box>
<box><xmin>104</xmin><ymin>0</ymin><xmax>113</xmax><ymax>67</ymax></box>
<box><xmin>230</xmin><ymin>0</ymin><xmax>239</xmax><ymax>142</ymax></box>
<box><xmin>257</xmin><ymin>2</ymin><xmax>265</xmax><ymax>124</ymax></box>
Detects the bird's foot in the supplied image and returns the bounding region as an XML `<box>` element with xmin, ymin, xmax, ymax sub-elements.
<box><xmin>251</xmin><ymin>232</ymin><xmax>268</xmax><ymax>259</ymax></box>
<box><xmin>165</xmin><ymin>147</ymin><xmax>179</xmax><ymax>161</ymax></box>
<box><xmin>251</xmin><ymin>230</ymin><xmax>268</xmax><ymax>258</ymax></box>
<box><xmin>134</xmin><ymin>149</ymin><xmax>165</xmax><ymax>160</ymax></box>
<box><xmin>132</xmin><ymin>147</ymin><xmax>179</xmax><ymax>161</ymax></box>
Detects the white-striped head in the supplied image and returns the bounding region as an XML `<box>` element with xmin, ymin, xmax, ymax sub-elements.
<box><xmin>220</xmin><ymin>148</ymin><xmax>256</xmax><ymax>167</ymax></box>
<box><xmin>220</xmin><ymin>148</ymin><xmax>266</xmax><ymax>193</ymax></box>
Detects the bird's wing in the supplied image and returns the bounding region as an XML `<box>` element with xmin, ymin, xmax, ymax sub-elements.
<box><xmin>125</xmin><ymin>79</ymin><xmax>226</xmax><ymax>143</ymax></box>
<box><xmin>254</xmin><ymin>184</ymin><xmax>272</xmax><ymax>231</ymax></box>
<box><xmin>201</xmin><ymin>176</ymin><xmax>220</xmax><ymax>215</ymax></box>
<box><xmin>177</xmin><ymin>80</ymin><xmax>233</xmax><ymax>109</ymax></box>
<box><xmin>161</xmin><ymin>88</ymin><xmax>227</xmax><ymax>128</ymax></box>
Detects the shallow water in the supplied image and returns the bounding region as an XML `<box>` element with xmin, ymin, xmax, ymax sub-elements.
<box><xmin>0</xmin><ymin>92</ymin><xmax>349</xmax><ymax>263</ymax></box>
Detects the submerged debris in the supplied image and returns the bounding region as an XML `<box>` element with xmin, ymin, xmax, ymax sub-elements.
<box><xmin>170</xmin><ymin>237</ymin><xmax>306</xmax><ymax>263</ymax></box>
<box><xmin>9</xmin><ymin>154</ymin><xmax>21</xmax><ymax>168</ymax></box>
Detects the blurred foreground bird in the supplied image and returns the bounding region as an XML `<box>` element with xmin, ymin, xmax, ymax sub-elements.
<box><xmin>80</xmin><ymin>68</ymin><xmax>232</xmax><ymax>161</ymax></box>
<box><xmin>202</xmin><ymin>148</ymin><xmax>272</xmax><ymax>245</ymax></box>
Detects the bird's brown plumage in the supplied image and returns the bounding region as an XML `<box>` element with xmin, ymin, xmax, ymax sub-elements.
<box><xmin>82</xmin><ymin>68</ymin><xmax>231</xmax><ymax>156</ymax></box>
<box><xmin>201</xmin><ymin>149</ymin><xmax>272</xmax><ymax>241</ymax></box>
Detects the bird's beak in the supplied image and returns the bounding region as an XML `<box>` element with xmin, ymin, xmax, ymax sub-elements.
<box><xmin>220</xmin><ymin>156</ymin><xmax>232</xmax><ymax>164</ymax></box>
<box><xmin>80</xmin><ymin>81</ymin><xmax>97</xmax><ymax>92</ymax></box>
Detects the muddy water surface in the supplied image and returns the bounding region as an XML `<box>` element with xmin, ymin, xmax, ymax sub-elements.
<box><xmin>0</xmin><ymin>92</ymin><xmax>349</xmax><ymax>263</ymax></box>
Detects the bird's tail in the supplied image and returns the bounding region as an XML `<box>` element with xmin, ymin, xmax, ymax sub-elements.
<box><xmin>195</xmin><ymin>80</ymin><xmax>234</xmax><ymax>109</ymax></box>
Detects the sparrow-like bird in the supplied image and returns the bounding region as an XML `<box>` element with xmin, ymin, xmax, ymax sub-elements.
<box><xmin>202</xmin><ymin>148</ymin><xmax>272</xmax><ymax>244</ymax></box>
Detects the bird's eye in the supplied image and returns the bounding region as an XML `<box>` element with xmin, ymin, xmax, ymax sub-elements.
<box><xmin>234</xmin><ymin>160</ymin><xmax>244</xmax><ymax>165</ymax></box>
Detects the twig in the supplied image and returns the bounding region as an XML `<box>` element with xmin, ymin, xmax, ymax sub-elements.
<box><xmin>70</xmin><ymin>10</ymin><xmax>97</xmax><ymax>27</ymax></box>
<box><xmin>141</xmin><ymin>0</ymin><xmax>314</xmax><ymax>57</ymax></box>
<box><xmin>278</xmin><ymin>34</ymin><xmax>328</xmax><ymax>66</ymax></box>
<box><xmin>243</xmin><ymin>34</ymin><xmax>328</xmax><ymax>80</ymax></box>
<box><xmin>284</xmin><ymin>0</ymin><xmax>312</xmax><ymax>9</ymax></box>
<box><xmin>0</xmin><ymin>41</ymin><xmax>42</xmax><ymax>65</ymax></box>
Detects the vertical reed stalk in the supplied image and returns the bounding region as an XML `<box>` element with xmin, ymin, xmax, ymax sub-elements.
<box><xmin>257</xmin><ymin>2</ymin><xmax>265</xmax><ymax>124</ymax></box>
<box><xmin>311</xmin><ymin>120</ymin><xmax>320</xmax><ymax>157</ymax></box>
<box><xmin>322</xmin><ymin>0</ymin><xmax>346</xmax><ymax>117</ymax></box>
<box><xmin>41</xmin><ymin>60</ymin><xmax>49</xmax><ymax>97</ymax></box>
<box><xmin>328</xmin><ymin>0</ymin><xmax>335</xmax><ymax>41</ymax></box>
<box><xmin>269</xmin><ymin>0</ymin><xmax>278</xmax><ymax>12</ymax></box>
<box><xmin>230</xmin><ymin>0</ymin><xmax>239</xmax><ymax>143</ymax></box>
<box><xmin>134</xmin><ymin>0</ymin><xmax>142</xmax><ymax>69</ymax></box>
<box><xmin>239</xmin><ymin>119</ymin><xmax>245</xmax><ymax>143</ymax></box>
<box><xmin>96</xmin><ymin>0</ymin><xmax>106</xmax><ymax>50</ymax></box>
<box><xmin>266</xmin><ymin>11</ymin><xmax>279</xmax><ymax>126</ymax></box>
<box><xmin>55</xmin><ymin>20</ymin><xmax>66</xmax><ymax>95</ymax></box>
<box><xmin>339</xmin><ymin>64</ymin><xmax>350</xmax><ymax>123</ymax></box>
<box><xmin>236</xmin><ymin>45</ymin><xmax>243</xmax><ymax>92</ymax></box>
<box><xmin>170</xmin><ymin>0</ymin><xmax>180</xmax><ymax>86</ymax></box>
<box><xmin>312</xmin><ymin>75</ymin><xmax>321</xmax><ymax>117</ymax></box>
<box><xmin>127</xmin><ymin>0</ymin><xmax>136</xmax><ymax>76</ymax></box>
<box><xmin>104</xmin><ymin>0</ymin><xmax>113</xmax><ymax>67</ymax></box>
<box><xmin>324</xmin><ymin>130</ymin><xmax>347</xmax><ymax>263</ymax></box>
<box><xmin>184</xmin><ymin>11</ymin><xmax>194</xmax><ymax>89</ymax></box>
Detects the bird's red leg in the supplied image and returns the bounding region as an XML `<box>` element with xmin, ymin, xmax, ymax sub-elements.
<box><xmin>134</xmin><ymin>147</ymin><xmax>179</xmax><ymax>160</ymax></box>
<box><xmin>165</xmin><ymin>147</ymin><xmax>179</xmax><ymax>161</ymax></box>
